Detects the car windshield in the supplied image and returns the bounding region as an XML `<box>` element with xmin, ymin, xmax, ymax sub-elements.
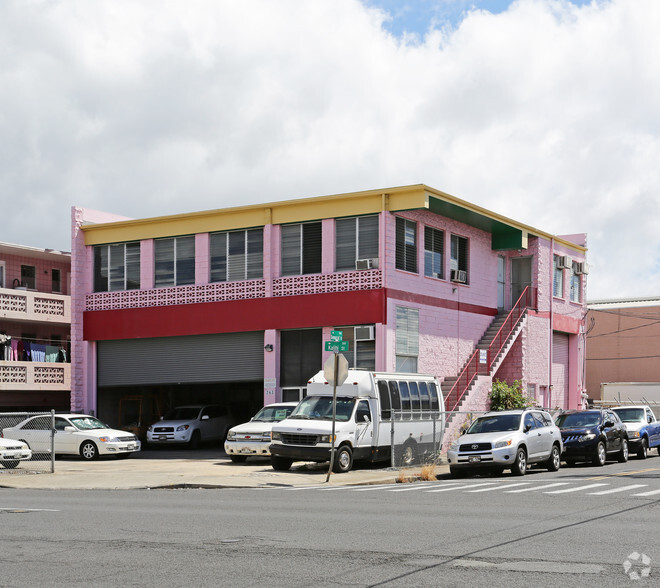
<box><xmin>466</xmin><ymin>414</ymin><xmax>521</xmax><ymax>433</ymax></box>
<box><xmin>555</xmin><ymin>412</ymin><xmax>600</xmax><ymax>428</ymax></box>
<box><xmin>252</xmin><ymin>406</ymin><xmax>295</xmax><ymax>422</ymax></box>
<box><xmin>612</xmin><ymin>408</ymin><xmax>645</xmax><ymax>423</ymax></box>
<box><xmin>69</xmin><ymin>416</ymin><xmax>108</xmax><ymax>430</ymax></box>
<box><xmin>288</xmin><ymin>396</ymin><xmax>355</xmax><ymax>422</ymax></box>
<box><xmin>163</xmin><ymin>407</ymin><xmax>200</xmax><ymax>420</ymax></box>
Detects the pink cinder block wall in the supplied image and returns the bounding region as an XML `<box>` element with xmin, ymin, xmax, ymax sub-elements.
<box><xmin>71</xmin><ymin>207</ymin><xmax>134</xmax><ymax>414</ymax></box>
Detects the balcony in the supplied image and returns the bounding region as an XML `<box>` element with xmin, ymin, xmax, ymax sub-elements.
<box><xmin>0</xmin><ymin>287</ymin><xmax>70</xmax><ymax>325</ymax></box>
<box><xmin>0</xmin><ymin>360</ymin><xmax>71</xmax><ymax>391</ymax></box>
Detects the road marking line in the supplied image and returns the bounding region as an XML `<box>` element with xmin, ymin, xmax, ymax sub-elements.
<box><xmin>545</xmin><ymin>483</ymin><xmax>608</xmax><ymax>494</ymax></box>
<box><xmin>351</xmin><ymin>484</ymin><xmax>405</xmax><ymax>492</ymax></box>
<box><xmin>588</xmin><ymin>484</ymin><xmax>648</xmax><ymax>495</ymax></box>
<box><xmin>426</xmin><ymin>482</ymin><xmax>498</xmax><ymax>493</ymax></box>
<box><xmin>0</xmin><ymin>508</ymin><xmax>60</xmax><ymax>512</ymax></box>
<box><xmin>466</xmin><ymin>482</ymin><xmax>531</xmax><ymax>493</ymax></box>
<box><xmin>586</xmin><ymin>467</ymin><xmax>660</xmax><ymax>481</ymax></box>
<box><xmin>388</xmin><ymin>483</ymin><xmax>445</xmax><ymax>492</ymax></box>
<box><xmin>631</xmin><ymin>488</ymin><xmax>660</xmax><ymax>497</ymax></box>
<box><xmin>504</xmin><ymin>482</ymin><xmax>571</xmax><ymax>493</ymax></box>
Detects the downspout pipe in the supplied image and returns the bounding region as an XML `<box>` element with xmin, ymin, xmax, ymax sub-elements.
<box><xmin>549</xmin><ymin>238</ymin><xmax>554</xmax><ymax>409</ymax></box>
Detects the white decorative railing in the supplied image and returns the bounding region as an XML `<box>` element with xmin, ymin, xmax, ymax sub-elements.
<box><xmin>0</xmin><ymin>361</ymin><xmax>70</xmax><ymax>390</ymax></box>
<box><xmin>0</xmin><ymin>288</ymin><xmax>70</xmax><ymax>323</ymax></box>
<box><xmin>85</xmin><ymin>270</ymin><xmax>383</xmax><ymax>311</ymax></box>
<box><xmin>272</xmin><ymin>269</ymin><xmax>382</xmax><ymax>297</ymax></box>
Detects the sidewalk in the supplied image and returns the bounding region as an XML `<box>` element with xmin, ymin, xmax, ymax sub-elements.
<box><xmin>0</xmin><ymin>449</ymin><xmax>450</xmax><ymax>490</ymax></box>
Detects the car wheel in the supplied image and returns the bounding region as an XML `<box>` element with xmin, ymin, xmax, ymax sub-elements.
<box><xmin>80</xmin><ymin>441</ymin><xmax>98</xmax><ymax>461</ymax></box>
<box><xmin>618</xmin><ymin>438</ymin><xmax>629</xmax><ymax>463</ymax></box>
<box><xmin>1</xmin><ymin>460</ymin><xmax>20</xmax><ymax>469</ymax></box>
<box><xmin>230</xmin><ymin>455</ymin><xmax>248</xmax><ymax>463</ymax></box>
<box><xmin>511</xmin><ymin>447</ymin><xmax>527</xmax><ymax>476</ymax></box>
<box><xmin>332</xmin><ymin>445</ymin><xmax>354</xmax><ymax>473</ymax></box>
<box><xmin>547</xmin><ymin>445</ymin><xmax>561</xmax><ymax>472</ymax></box>
<box><xmin>188</xmin><ymin>430</ymin><xmax>201</xmax><ymax>450</ymax></box>
<box><xmin>271</xmin><ymin>456</ymin><xmax>293</xmax><ymax>471</ymax></box>
<box><xmin>592</xmin><ymin>441</ymin><xmax>606</xmax><ymax>466</ymax></box>
<box><xmin>398</xmin><ymin>441</ymin><xmax>418</xmax><ymax>467</ymax></box>
<box><xmin>637</xmin><ymin>438</ymin><xmax>648</xmax><ymax>460</ymax></box>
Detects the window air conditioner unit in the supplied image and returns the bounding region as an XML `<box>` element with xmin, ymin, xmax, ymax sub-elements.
<box><xmin>557</xmin><ymin>255</ymin><xmax>571</xmax><ymax>269</ymax></box>
<box><xmin>355</xmin><ymin>258</ymin><xmax>376</xmax><ymax>270</ymax></box>
<box><xmin>354</xmin><ymin>326</ymin><xmax>375</xmax><ymax>341</ymax></box>
<box><xmin>575</xmin><ymin>262</ymin><xmax>589</xmax><ymax>275</ymax></box>
<box><xmin>450</xmin><ymin>269</ymin><xmax>467</xmax><ymax>284</ymax></box>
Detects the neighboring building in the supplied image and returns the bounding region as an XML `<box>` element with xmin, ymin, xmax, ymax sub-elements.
<box><xmin>586</xmin><ymin>297</ymin><xmax>660</xmax><ymax>400</ymax></box>
<box><xmin>0</xmin><ymin>242</ymin><xmax>71</xmax><ymax>411</ymax></box>
<box><xmin>71</xmin><ymin>184</ymin><xmax>587</xmax><ymax>436</ymax></box>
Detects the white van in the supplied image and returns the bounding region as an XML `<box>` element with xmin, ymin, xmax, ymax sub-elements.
<box><xmin>269</xmin><ymin>370</ymin><xmax>445</xmax><ymax>473</ymax></box>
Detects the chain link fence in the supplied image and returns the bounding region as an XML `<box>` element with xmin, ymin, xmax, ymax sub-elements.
<box><xmin>0</xmin><ymin>411</ymin><xmax>55</xmax><ymax>475</ymax></box>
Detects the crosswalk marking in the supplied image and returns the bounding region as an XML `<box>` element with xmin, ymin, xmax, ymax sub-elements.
<box><xmin>544</xmin><ymin>483</ymin><xmax>608</xmax><ymax>494</ymax></box>
<box><xmin>588</xmin><ymin>484</ymin><xmax>647</xmax><ymax>495</ymax></box>
<box><xmin>466</xmin><ymin>482</ymin><xmax>531</xmax><ymax>493</ymax></box>
<box><xmin>351</xmin><ymin>484</ymin><xmax>404</xmax><ymax>492</ymax></box>
<box><xmin>388</xmin><ymin>482</ymin><xmax>446</xmax><ymax>492</ymax></box>
<box><xmin>631</xmin><ymin>488</ymin><xmax>660</xmax><ymax>497</ymax></box>
<box><xmin>425</xmin><ymin>482</ymin><xmax>498</xmax><ymax>493</ymax></box>
<box><xmin>504</xmin><ymin>482</ymin><xmax>571</xmax><ymax>493</ymax></box>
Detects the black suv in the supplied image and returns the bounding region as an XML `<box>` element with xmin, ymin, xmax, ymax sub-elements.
<box><xmin>555</xmin><ymin>409</ymin><xmax>629</xmax><ymax>466</ymax></box>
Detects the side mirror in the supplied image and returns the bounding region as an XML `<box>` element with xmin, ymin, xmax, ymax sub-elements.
<box><xmin>604</xmin><ymin>420</ymin><xmax>614</xmax><ymax>428</ymax></box>
<box><xmin>201</xmin><ymin>415</ymin><xmax>210</xmax><ymax>421</ymax></box>
<box><xmin>524</xmin><ymin>424</ymin><xmax>532</xmax><ymax>433</ymax></box>
<box><xmin>649</xmin><ymin>417</ymin><xmax>654</xmax><ymax>424</ymax></box>
<box><xmin>64</xmin><ymin>426</ymin><xmax>76</xmax><ymax>433</ymax></box>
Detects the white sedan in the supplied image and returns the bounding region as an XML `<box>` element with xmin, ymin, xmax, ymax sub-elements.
<box><xmin>2</xmin><ymin>414</ymin><xmax>140</xmax><ymax>461</ymax></box>
<box><xmin>0</xmin><ymin>437</ymin><xmax>32</xmax><ymax>469</ymax></box>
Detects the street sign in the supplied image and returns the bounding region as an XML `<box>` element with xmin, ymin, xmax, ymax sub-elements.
<box><xmin>325</xmin><ymin>340</ymin><xmax>349</xmax><ymax>352</ymax></box>
<box><xmin>330</xmin><ymin>330</ymin><xmax>343</xmax><ymax>342</ymax></box>
<box><xmin>323</xmin><ymin>353</ymin><xmax>349</xmax><ymax>386</ymax></box>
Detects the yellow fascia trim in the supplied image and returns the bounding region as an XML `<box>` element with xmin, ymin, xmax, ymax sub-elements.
<box><xmin>82</xmin><ymin>185</ymin><xmax>428</xmax><ymax>245</ymax></box>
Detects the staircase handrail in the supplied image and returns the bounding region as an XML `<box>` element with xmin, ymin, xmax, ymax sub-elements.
<box><xmin>446</xmin><ymin>286</ymin><xmax>537</xmax><ymax>413</ymax></box>
<box><xmin>486</xmin><ymin>286</ymin><xmax>537</xmax><ymax>369</ymax></box>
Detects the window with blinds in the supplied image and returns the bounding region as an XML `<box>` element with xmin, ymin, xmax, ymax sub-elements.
<box><xmin>424</xmin><ymin>226</ymin><xmax>444</xmax><ymax>279</ymax></box>
<box><xmin>569</xmin><ymin>262</ymin><xmax>581</xmax><ymax>302</ymax></box>
<box><xmin>450</xmin><ymin>234</ymin><xmax>469</xmax><ymax>283</ymax></box>
<box><xmin>281</xmin><ymin>222</ymin><xmax>322</xmax><ymax>276</ymax></box>
<box><xmin>553</xmin><ymin>255</ymin><xmax>564</xmax><ymax>298</ymax></box>
<box><xmin>333</xmin><ymin>325</ymin><xmax>376</xmax><ymax>370</ymax></box>
<box><xmin>93</xmin><ymin>242</ymin><xmax>141</xmax><ymax>292</ymax></box>
<box><xmin>154</xmin><ymin>236</ymin><xmax>195</xmax><ymax>287</ymax></box>
<box><xmin>396</xmin><ymin>306</ymin><xmax>419</xmax><ymax>373</ymax></box>
<box><xmin>210</xmin><ymin>228</ymin><xmax>263</xmax><ymax>282</ymax></box>
<box><xmin>335</xmin><ymin>215</ymin><xmax>379</xmax><ymax>271</ymax></box>
<box><xmin>395</xmin><ymin>217</ymin><xmax>417</xmax><ymax>273</ymax></box>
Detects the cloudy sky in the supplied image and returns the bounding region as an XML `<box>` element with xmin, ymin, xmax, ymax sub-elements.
<box><xmin>1</xmin><ymin>0</ymin><xmax>658</xmax><ymax>301</ymax></box>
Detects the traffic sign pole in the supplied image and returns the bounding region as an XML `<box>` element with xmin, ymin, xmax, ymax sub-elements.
<box><xmin>326</xmin><ymin>352</ymin><xmax>338</xmax><ymax>483</ymax></box>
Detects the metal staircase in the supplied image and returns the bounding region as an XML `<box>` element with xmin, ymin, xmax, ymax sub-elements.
<box><xmin>442</xmin><ymin>286</ymin><xmax>537</xmax><ymax>418</ymax></box>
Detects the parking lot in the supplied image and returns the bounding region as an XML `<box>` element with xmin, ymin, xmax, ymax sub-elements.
<box><xmin>0</xmin><ymin>446</ymin><xmax>410</xmax><ymax>490</ymax></box>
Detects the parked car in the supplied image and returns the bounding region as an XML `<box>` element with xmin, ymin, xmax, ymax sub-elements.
<box><xmin>447</xmin><ymin>409</ymin><xmax>563</xmax><ymax>477</ymax></box>
<box><xmin>146</xmin><ymin>405</ymin><xmax>232</xmax><ymax>449</ymax></box>
<box><xmin>2</xmin><ymin>414</ymin><xmax>140</xmax><ymax>461</ymax></box>
<box><xmin>224</xmin><ymin>402</ymin><xmax>298</xmax><ymax>463</ymax></box>
<box><xmin>0</xmin><ymin>437</ymin><xmax>32</xmax><ymax>469</ymax></box>
<box><xmin>555</xmin><ymin>409</ymin><xmax>629</xmax><ymax>466</ymax></box>
<box><xmin>611</xmin><ymin>405</ymin><xmax>660</xmax><ymax>459</ymax></box>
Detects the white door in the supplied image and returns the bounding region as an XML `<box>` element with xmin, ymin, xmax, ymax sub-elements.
<box><xmin>552</xmin><ymin>332</ymin><xmax>570</xmax><ymax>409</ymax></box>
<box><xmin>354</xmin><ymin>399</ymin><xmax>374</xmax><ymax>452</ymax></box>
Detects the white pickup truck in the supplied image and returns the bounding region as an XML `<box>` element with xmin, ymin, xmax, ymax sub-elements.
<box><xmin>611</xmin><ymin>405</ymin><xmax>660</xmax><ymax>459</ymax></box>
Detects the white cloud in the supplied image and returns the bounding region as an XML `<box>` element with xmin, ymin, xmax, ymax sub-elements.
<box><xmin>0</xmin><ymin>0</ymin><xmax>658</xmax><ymax>299</ymax></box>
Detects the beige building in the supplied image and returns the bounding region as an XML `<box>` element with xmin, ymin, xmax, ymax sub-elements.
<box><xmin>586</xmin><ymin>297</ymin><xmax>660</xmax><ymax>400</ymax></box>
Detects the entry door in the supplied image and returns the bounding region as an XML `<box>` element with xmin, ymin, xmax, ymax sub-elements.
<box><xmin>354</xmin><ymin>399</ymin><xmax>374</xmax><ymax>452</ymax></box>
<box><xmin>511</xmin><ymin>257</ymin><xmax>532</xmax><ymax>305</ymax></box>
<box><xmin>497</xmin><ymin>256</ymin><xmax>506</xmax><ymax>311</ymax></box>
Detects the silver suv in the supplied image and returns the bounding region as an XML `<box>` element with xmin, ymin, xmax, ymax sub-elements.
<box><xmin>447</xmin><ymin>409</ymin><xmax>563</xmax><ymax>476</ymax></box>
<box><xmin>146</xmin><ymin>405</ymin><xmax>232</xmax><ymax>449</ymax></box>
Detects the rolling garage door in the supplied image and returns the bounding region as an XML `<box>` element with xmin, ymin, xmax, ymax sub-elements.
<box><xmin>97</xmin><ymin>331</ymin><xmax>264</xmax><ymax>387</ymax></box>
<box><xmin>552</xmin><ymin>332</ymin><xmax>569</xmax><ymax>409</ymax></box>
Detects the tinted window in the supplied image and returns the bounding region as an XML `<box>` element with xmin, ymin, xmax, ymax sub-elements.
<box><xmin>378</xmin><ymin>381</ymin><xmax>391</xmax><ymax>420</ymax></box>
<box><xmin>408</xmin><ymin>382</ymin><xmax>420</xmax><ymax>411</ymax></box>
<box><xmin>524</xmin><ymin>413</ymin><xmax>536</xmax><ymax>430</ymax></box>
<box><xmin>388</xmin><ymin>381</ymin><xmax>401</xmax><ymax>410</ymax></box>
<box><xmin>356</xmin><ymin>400</ymin><xmax>371</xmax><ymax>423</ymax></box>
<box><xmin>398</xmin><ymin>381</ymin><xmax>411</xmax><ymax>411</ymax></box>
<box><xmin>429</xmin><ymin>383</ymin><xmax>439</xmax><ymax>411</ymax></box>
<box><xmin>532</xmin><ymin>413</ymin><xmax>546</xmax><ymax>428</ymax></box>
<box><xmin>418</xmin><ymin>382</ymin><xmax>430</xmax><ymax>410</ymax></box>
<box><xmin>24</xmin><ymin>416</ymin><xmax>51</xmax><ymax>430</ymax></box>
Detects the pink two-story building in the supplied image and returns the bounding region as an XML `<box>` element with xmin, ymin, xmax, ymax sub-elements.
<box><xmin>71</xmin><ymin>185</ymin><xmax>587</xmax><ymax>437</ymax></box>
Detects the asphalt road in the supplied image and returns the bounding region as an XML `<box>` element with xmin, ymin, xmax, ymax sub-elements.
<box><xmin>1</xmin><ymin>459</ymin><xmax>659</xmax><ymax>587</ymax></box>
